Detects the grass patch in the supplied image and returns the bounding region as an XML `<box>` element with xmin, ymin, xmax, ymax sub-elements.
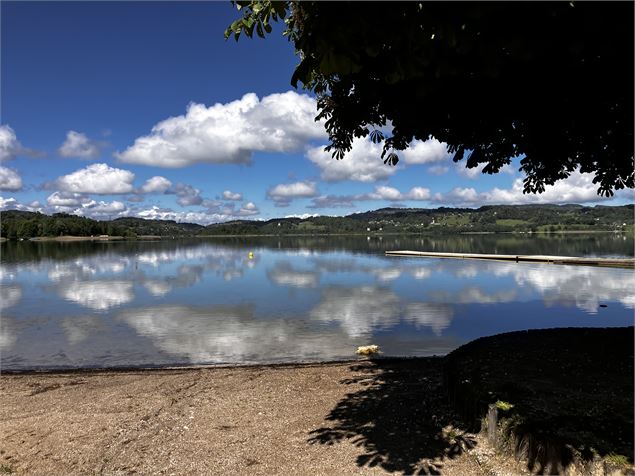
<box><xmin>495</xmin><ymin>400</ymin><xmax>514</xmax><ymax>411</ymax></box>
<box><xmin>0</xmin><ymin>464</ymin><xmax>13</xmax><ymax>474</ymax></box>
<box><xmin>495</xmin><ymin>219</ymin><xmax>529</xmax><ymax>227</ymax></box>
<box><xmin>606</xmin><ymin>453</ymin><xmax>630</xmax><ymax>466</ymax></box>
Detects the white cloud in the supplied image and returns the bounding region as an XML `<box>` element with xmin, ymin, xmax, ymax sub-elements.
<box><xmin>0</xmin><ymin>166</ymin><xmax>22</xmax><ymax>191</ymax></box>
<box><xmin>0</xmin><ymin>196</ymin><xmax>42</xmax><ymax>212</ymax></box>
<box><xmin>407</xmin><ymin>187</ymin><xmax>432</xmax><ymax>200</ymax></box>
<box><xmin>140</xmin><ymin>176</ymin><xmax>172</xmax><ymax>194</ymax></box>
<box><xmin>0</xmin><ymin>197</ymin><xmax>17</xmax><ymax>209</ymax></box>
<box><xmin>0</xmin><ymin>125</ymin><xmax>22</xmax><ymax>162</ymax></box>
<box><xmin>81</xmin><ymin>200</ymin><xmax>127</xmax><ymax>216</ymax></box>
<box><xmin>435</xmin><ymin>187</ymin><xmax>480</xmax><ymax>204</ymax></box>
<box><xmin>47</xmin><ymin>191</ymin><xmax>91</xmax><ymax>207</ymax></box>
<box><xmin>170</xmin><ymin>182</ymin><xmax>203</xmax><ymax>206</ymax></box>
<box><xmin>134</xmin><ymin>205</ymin><xmax>256</xmax><ymax>225</ymax></box>
<box><xmin>435</xmin><ymin>171</ymin><xmax>611</xmax><ymax>206</ymax></box>
<box><xmin>222</xmin><ymin>190</ymin><xmax>242</xmax><ymax>201</ymax></box>
<box><xmin>284</xmin><ymin>213</ymin><xmax>320</xmax><ymax>219</ymax></box>
<box><xmin>238</xmin><ymin>201</ymin><xmax>259</xmax><ymax>216</ymax></box>
<box><xmin>116</xmin><ymin>91</ymin><xmax>326</xmax><ymax>167</ymax></box>
<box><xmin>58</xmin><ymin>131</ymin><xmax>101</xmax><ymax>159</ymax></box>
<box><xmin>46</xmin><ymin>195</ymin><xmax>128</xmax><ymax>219</ymax></box>
<box><xmin>308</xmin><ymin>185</ymin><xmax>431</xmax><ymax>209</ymax></box>
<box><xmin>55</xmin><ymin>163</ymin><xmax>135</xmax><ymax>194</ymax></box>
<box><xmin>371</xmin><ymin>185</ymin><xmax>402</xmax><ymax>201</ymax></box>
<box><xmin>127</xmin><ymin>195</ymin><xmax>145</xmax><ymax>203</ymax></box>
<box><xmin>307</xmin><ymin>195</ymin><xmax>358</xmax><ymax>209</ymax></box>
<box><xmin>455</xmin><ymin>161</ymin><xmax>516</xmax><ymax>179</ymax></box>
<box><xmin>135</xmin><ymin>206</ymin><xmax>207</xmax><ymax>223</ymax></box>
<box><xmin>267</xmin><ymin>181</ymin><xmax>318</xmax><ymax>206</ymax></box>
<box><xmin>369</xmin><ymin>185</ymin><xmax>431</xmax><ymax>201</ymax></box>
<box><xmin>307</xmin><ymin>137</ymin><xmax>397</xmax><ymax>182</ymax></box>
<box><xmin>401</xmin><ymin>138</ymin><xmax>450</xmax><ymax>164</ymax></box>
<box><xmin>456</xmin><ymin>162</ymin><xmax>486</xmax><ymax>179</ymax></box>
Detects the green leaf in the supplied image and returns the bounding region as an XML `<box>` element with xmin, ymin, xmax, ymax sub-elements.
<box><xmin>370</xmin><ymin>130</ymin><xmax>384</xmax><ymax>144</ymax></box>
<box><xmin>384</xmin><ymin>152</ymin><xmax>399</xmax><ymax>166</ymax></box>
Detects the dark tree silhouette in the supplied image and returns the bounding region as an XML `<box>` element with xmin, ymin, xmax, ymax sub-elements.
<box><xmin>226</xmin><ymin>1</ymin><xmax>634</xmax><ymax>196</ymax></box>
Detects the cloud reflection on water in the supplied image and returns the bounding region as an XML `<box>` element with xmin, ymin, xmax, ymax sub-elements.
<box><xmin>61</xmin><ymin>315</ymin><xmax>104</xmax><ymax>344</ymax></box>
<box><xmin>59</xmin><ymin>281</ymin><xmax>134</xmax><ymax>310</ymax></box>
<box><xmin>310</xmin><ymin>286</ymin><xmax>401</xmax><ymax>337</ymax></box>
<box><xmin>267</xmin><ymin>261</ymin><xmax>320</xmax><ymax>288</ymax></box>
<box><xmin>0</xmin><ymin>285</ymin><xmax>22</xmax><ymax>310</ymax></box>
<box><xmin>2</xmin><ymin>239</ymin><xmax>634</xmax><ymax>369</ymax></box>
<box><xmin>118</xmin><ymin>304</ymin><xmax>359</xmax><ymax>364</ymax></box>
<box><xmin>0</xmin><ymin>316</ymin><xmax>18</xmax><ymax>351</ymax></box>
<box><xmin>483</xmin><ymin>262</ymin><xmax>635</xmax><ymax>313</ymax></box>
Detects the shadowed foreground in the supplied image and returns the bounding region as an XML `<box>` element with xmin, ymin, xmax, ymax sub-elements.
<box><xmin>308</xmin><ymin>359</ymin><xmax>476</xmax><ymax>475</ymax></box>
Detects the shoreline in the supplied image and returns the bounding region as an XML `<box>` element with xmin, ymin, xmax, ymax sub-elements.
<box><xmin>0</xmin><ymin>229</ymin><xmax>631</xmax><ymax>242</ymax></box>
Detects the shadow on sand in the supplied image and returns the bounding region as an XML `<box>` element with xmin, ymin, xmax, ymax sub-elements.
<box><xmin>309</xmin><ymin>328</ymin><xmax>634</xmax><ymax>475</ymax></box>
<box><xmin>308</xmin><ymin>358</ymin><xmax>476</xmax><ymax>475</ymax></box>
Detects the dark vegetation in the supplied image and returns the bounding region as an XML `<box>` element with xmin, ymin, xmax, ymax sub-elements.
<box><xmin>445</xmin><ymin>327</ymin><xmax>634</xmax><ymax>473</ymax></box>
<box><xmin>176</xmin><ymin>204</ymin><xmax>635</xmax><ymax>235</ymax></box>
<box><xmin>1</xmin><ymin>205</ymin><xmax>633</xmax><ymax>239</ymax></box>
<box><xmin>310</xmin><ymin>327</ymin><xmax>634</xmax><ymax>474</ymax></box>
<box><xmin>228</xmin><ymin>2</ymin><xmax>634</xmax><ymax>196</ymax></box>
<box><xmin>0</xmin><ymin>211</ymin><xmax>204</xmax><ymax>239</ymax></box>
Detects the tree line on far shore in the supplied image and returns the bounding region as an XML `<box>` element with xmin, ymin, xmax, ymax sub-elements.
<box><xmin>1</xmin><ymin>204</ymin><xmax>633</xmax><ymax>240</ymax></box>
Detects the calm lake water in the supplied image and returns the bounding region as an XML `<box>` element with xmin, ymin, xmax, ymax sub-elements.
<box><xmin>1</xmin><ymin>234</ymin><xmax>634</xmax><ymax>371</ymax></box>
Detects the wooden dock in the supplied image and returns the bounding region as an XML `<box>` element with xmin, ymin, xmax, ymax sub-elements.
<box><xmin>385</xmin><ymin>250</ymin><xmax>635</xmax><ymax>269</ymax></box>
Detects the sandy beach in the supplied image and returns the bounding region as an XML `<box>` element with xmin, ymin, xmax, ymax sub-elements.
<box><xmin>0</xmin><ymin>360</ymin><xmax>500</xmax><ymax>475</ymax></box>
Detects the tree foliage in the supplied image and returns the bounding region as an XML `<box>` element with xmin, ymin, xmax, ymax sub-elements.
<box><xmin>226</xmin><ymin>1</ymin><xmax>634</xmax><ymax>196</ymax></box>
<box><xmin>0</xmin><ymin>211</ymin><xmax>204</xmax><ymax>239</ymax></box>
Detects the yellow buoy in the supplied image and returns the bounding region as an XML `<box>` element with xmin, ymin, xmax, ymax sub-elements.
<box><xmin>248</xmin><ymin>252</ymin><xmax>254</xmax><ymax>260</ymax></box>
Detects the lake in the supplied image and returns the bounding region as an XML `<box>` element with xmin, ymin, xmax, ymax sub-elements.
<box><xmin>1</xmin><ymin>233</ymin><xmax>633</xmax><ymax>371</ymax></box>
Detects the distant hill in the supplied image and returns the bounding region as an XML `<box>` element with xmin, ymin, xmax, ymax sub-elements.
<box><xmin>1</xmin><ymin>204</ymin><xmax>633</xmax><ymax>240</ymax></box>
<box><xmin>201</xmin><ymin>204</ymin><xmax>634</xmax><ymax>235</ymax></box>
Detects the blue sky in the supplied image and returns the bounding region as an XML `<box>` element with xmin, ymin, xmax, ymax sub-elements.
<box><xmin>1</xmin><ymin>1</ymin><xmax>632</xmax><ymax>224</ymax></box>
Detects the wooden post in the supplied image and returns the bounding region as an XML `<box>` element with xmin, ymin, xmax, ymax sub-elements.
<box><xmin>487</xmin><ymin>404</ymin><xmax>498</xmax><ymax>447</ymax></box>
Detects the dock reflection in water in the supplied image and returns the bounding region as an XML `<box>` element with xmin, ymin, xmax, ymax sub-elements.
<box><xmin>1</xmin><ymin>235</ymin><xmax>633</xmax><ymax>370</ymax></box>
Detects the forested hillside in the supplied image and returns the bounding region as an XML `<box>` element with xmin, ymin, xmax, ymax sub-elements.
<box><xmin>0</xmin><ymin>211</ymin><xmax>204</xmax><ymax>239</ymax></box>
<box><xmin>202</xmin><ymin>204</ymin><xmax>634</xmax><ymax>235</ymax></box>
<box><xmin>1</xmin><ymin>204</ymin><xmax>633</xmax><ymax>240</ymax></box>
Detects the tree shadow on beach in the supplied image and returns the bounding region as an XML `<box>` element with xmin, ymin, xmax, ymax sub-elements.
<box><xmin>308</xmin><ymin>358</ymin><xmax>476</xmax><ymax>475</ymax></box>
